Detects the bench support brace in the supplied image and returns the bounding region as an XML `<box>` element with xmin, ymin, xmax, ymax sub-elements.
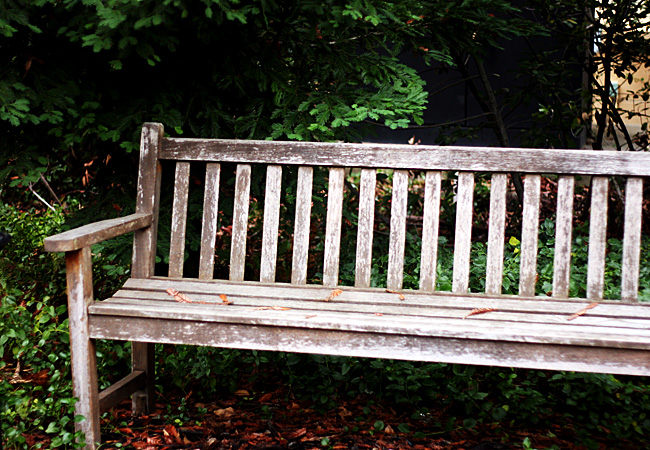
<box><xmin>98</xmin><ymin>370</ymin><xmax>147</xmax><ymax>414</ymax></box>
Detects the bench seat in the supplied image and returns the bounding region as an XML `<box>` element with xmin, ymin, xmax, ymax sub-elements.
<box><xmin>89</xmin><ymin>278</ymin><xmax>650</xmax><ymax>376</ymax></box>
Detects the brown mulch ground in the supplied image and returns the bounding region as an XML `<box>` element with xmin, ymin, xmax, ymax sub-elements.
<box><xmin>90</xmin><ymin>386</ymin><xmax>626</xmax><ymax>450</ymax></box>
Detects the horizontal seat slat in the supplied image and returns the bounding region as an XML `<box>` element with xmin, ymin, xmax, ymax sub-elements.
<box><xmin>120</xmin><ymin>278</ymin><xmax>650</xmax><ymax>319</ymax></box>
<box><xmin>90</xmin><ymin>297</ymin><xmax>650</xmax><ymax>349</ymax></box>
<box><xmin>100</xmin><ymin>291</ymin><xmax>650</xmax><ymax>331</ymax></box>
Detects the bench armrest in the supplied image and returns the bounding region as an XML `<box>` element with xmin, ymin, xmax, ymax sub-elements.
<box><xmin>44</xmin><ymin>213</ymin><xmax>153</xmax><ymax>253</ymax></box>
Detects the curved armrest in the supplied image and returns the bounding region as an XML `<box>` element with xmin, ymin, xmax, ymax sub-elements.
<box><xmin>44</xmin><ymin>213</ymin><xmax>152</xmax><ymax>253</ymax></box>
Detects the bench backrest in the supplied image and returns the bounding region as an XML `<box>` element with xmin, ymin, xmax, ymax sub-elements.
<box><xmin>133</xmin><ymin>123</ymin><xmax>650</xmax><ymax>301</ymax></box>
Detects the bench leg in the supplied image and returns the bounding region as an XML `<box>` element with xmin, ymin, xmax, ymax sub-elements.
<box><xmin>131</xmin><ymin>342</ymin><xmax>155</xmax><ymax>414</ymax></box>
<box><xmin>65</xmin><ymin>248</ymin><xmax>101</xmax><ymax>449</ymax></box>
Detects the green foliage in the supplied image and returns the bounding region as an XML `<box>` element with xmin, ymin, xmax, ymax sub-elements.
<box><xmin>1</xmin><ymin>0</ymin><xmax>452</xmax><ymax>210</ymax></box>
<box><xmin>0</xmin><ymin>202</ymin><xmax>132</xmax><ymax>449</ymax></box>
<box><xmin>0</xmin><ymin>203</ymin><xmax>83</xmax><ymax>448</ymax></box>
<box><xmin>515</xmin><ymin>0</ymin><xmax>650</xmax><ymax>150</ymax></box>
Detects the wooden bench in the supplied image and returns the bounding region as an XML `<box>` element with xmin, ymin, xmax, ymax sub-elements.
<box><xmin>45</xmin><ymin>123</ymin><xmax>650</xmax><ymax>449</ymax></box>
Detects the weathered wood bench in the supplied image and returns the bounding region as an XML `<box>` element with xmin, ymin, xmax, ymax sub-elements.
<box><xmin>45</xmin><ymin>123</ymin><xmax>650</xmax><ymax>449</ymax></box>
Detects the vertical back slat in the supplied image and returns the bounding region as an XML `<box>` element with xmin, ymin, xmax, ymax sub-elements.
<box><xmin>291</xmin><ymin>166</ymin><xmax>313</xmax><ymax>285</ymax></box>
<box><xmin>355</xmin><ymin>168</ymin><xmax>376</xmax><ymax>288</ymax></box>
<box><xmin>587</xmin><ymin>176</ymin><xmax>609</xmax><ymax>299</ymax></box>
<box><xmin>323</xmin><ymin>167</ymin><xmax>345</xmax><ymax>287</ymax></box>
<box><xmin>132</xmin><ymin>123</ymin><xmax>163</xmax><ymax>278</ymax></box>
<box><xmin>387</xmin><ymin>170</ymin><xmax>409</xmax><ymax>290</ymax></box>
<box><xmin>520</xmin><ymin>174</ymin><xmax>541</xmax><ymax>296</ymax></box>
<box><xmin>552</xmin><ymin>175</ymin><xmax>575</xmax><ymax>297</ymax></box>
<box><xmin>229</xmin><ymin>164</ymin><xmax>251</xmax><ymax>281</ymax></box>
<box><xmin>452</xmin><ymin>172</ymin><xmax>475</xmax><ymax>293</ymax></box>
<box><xmin>485</xmin><ymin>173</ymin><xmax>508</xmax><ymax>295</ymax></box>
<box><xmin>199</xmin><ymin>163</ymin><xmax>221</xmax><ymax>280</ymax></box>
<box><xmin>621</xmin><ymin>177</ymin><xmax>644</xmax><ymax>301</ymax></box>
<box><xmin>419</xmin><ymin>171</ymin><xmax>442</xmax><ymax>291</ymax></box>
<box><xmin>260</xmin><ymin>165</ymin><xmax>283</xmax><ymax>283</ymax></box>
<box><xmin>168</xmin><ymin>162</ymin><xmax>190</xmax><ymax>278</ymax></box>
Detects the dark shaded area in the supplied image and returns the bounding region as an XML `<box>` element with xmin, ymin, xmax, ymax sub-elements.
<box><xmin>0</xmin><ymin>231</ymin><xmax>11</xmax><ymax>250</ymax></box>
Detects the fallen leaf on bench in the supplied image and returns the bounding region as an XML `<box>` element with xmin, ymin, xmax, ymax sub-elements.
<box><xmin>166</xmin><ymin>288</ymin><xmax>192</xmax><ymax>303</ymax></box>
<box><xmin>386</xmin><ymin>289</ymin><xmax>405</xmax><ymax>300</ymax></box>
<box><xmin>568</xmin><ymin>302</ymin><xmax>599</xmax><ymax>321</ymax></box>
<box><xmin>220</xmin><ymin>293</ymin><xmax>232</xmax><ymax>305</ymax></box>
<box><xmin>254</xmin><ymin>305</ymin><xmax>291</xmax><ymax>311</ymax></box>
<box><xmin>325</xmin><ymin>289</ymin><xmax>343</xmax><ymax>302</ymax></box>
<box><xmin>305</xmin><ymin>314</ymin><xmax>317</xmax><ymax>319</ymax></box>
<box><xmin>374</xmin><ymin>313</ymin><xmax>383</xmax><ymax>316</ymax></box>
<box><xmin>463</xmin><ymin>307</ymin><xmax>496</xmax><ymax>319</ymax></box>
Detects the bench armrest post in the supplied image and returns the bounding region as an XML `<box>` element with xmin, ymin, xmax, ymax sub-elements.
<box><xmin>65</xmin><ymin>247</ymin><xmax>101</xmax><ymax>449</ymax></box>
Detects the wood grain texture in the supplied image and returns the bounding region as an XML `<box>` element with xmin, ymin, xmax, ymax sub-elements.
<box><xmin>355</xmin><ymin>169</ymin><xmax>376</xmax><ymax>288</ymax></box>
<box><xmin>587</xmin><ymin>176</ymin><xmax>609</xmax><ymax>299</ymax></box>
<box><xmin>44</xmin><ymin>213</ymin><xmax>152</xmax><ymax>253</ymax></box>
<box><xmin>169</xmin><ymin>162</ymin><xmax>191</xmax><ymax>278</ymax></box>
<box><xmin>520</xmin><ymin>175</ymin><xmax>541</xmax><ymax>297</ymax></box>
<box><xmin>230</xmin><ymin>164</ymin><xmax>252</xmax><ymax>281</ymax></box>
<box><xmin>621</xmin><ymin>177</ymin><xmax>644</xmax><ymax>301</ymax></box>
<box><xmin>131</xmin><ymin>342</ymin><xmax>154</xmax><ymax>414</ymax></box>
<box><xmin>420</xmin><ymin>171</ymin><xmax>441</xmax><ymax>291</ymax></box>
<box><xmin>552</xmin><ymin>176</ymin><xmax>575</xmax><ymax>298</ymax></box>
<box><xmin>118</xmin><ymin>277</ymin><xmax>650</xmax><ymax>320</ymax></box>
<box><xmin>66</xmin><ymin>247</ymin><xmax>100</xmax><ymax>449</ymax></box>
<box><xmin>107</xmin><ymin>285</ymin><xmax>650</xmax><ymax>330</ymax></box>
<box><xmin>291</xmin><ymin>166</ymin><xmax>313</xmax><ymax>285</ymax></box>
<box><xmin>199</xmin><ymin>163</ymin><xmax>221</xmax><ymax>280</ymax></box>
<box><xmin>452</xmin><ymin>172</ymin><xmax>475</xmax><ymax>293</ymax></box>
<box><xmin>387</xmin><ymin>170</ymin><xmax>409</xmax><ymax>290</ymax></box>
<box><xmin>323</xmin><ymin>168</ymin><xmax>345</xmax><ymax>286</ymax></box>
<box><xmin>485</xmin><ymin>174</ymin><xmax>508</xmax><ymax>295</ymax></box>
<box><xmin>132</xmin><ymin>123</ymin><xmax>163</xmax><ymax>279</ymax></box>
<box><xmin>260</xmin><ymin>165</ymin><xmax>282</xmax><ymax>283</ymax></box>
<box><xmin>91</xmin><ymin>314</ymin><xmax>650</xmax><ymax>376</ymax></box>
<box><xmin>161</xmin><ymin>137</ymin><xmax>650</xmax><ymax>176</ymax></box>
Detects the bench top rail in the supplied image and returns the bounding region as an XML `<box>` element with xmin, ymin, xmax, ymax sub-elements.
<box><xmin>161</xmin><ymin>137</ymin><xmax>650</xmax><ymax>176</ymax></box>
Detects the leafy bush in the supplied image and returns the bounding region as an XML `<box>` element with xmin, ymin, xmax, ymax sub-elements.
<box><xmin>0</xmin><ymin>202</ymin><xmax>80</xmax><ymax>448</ymax></box>
<box><xmin>0</xmin><ymin>201</ymin><xmax>131</xmax><ymax>449</ymax></box>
